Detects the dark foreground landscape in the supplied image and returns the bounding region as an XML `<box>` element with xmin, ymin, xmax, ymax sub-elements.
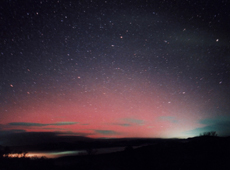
<box><xmin>1</xmin><ymin>136</ymin><xmax>230</xmax><ymax>170</ymax></box>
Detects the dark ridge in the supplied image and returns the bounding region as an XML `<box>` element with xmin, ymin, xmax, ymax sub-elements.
<box><xmin>1</xmin><ymin>137</ymin><xmax>230</xmax><ymax>170</ymax></box>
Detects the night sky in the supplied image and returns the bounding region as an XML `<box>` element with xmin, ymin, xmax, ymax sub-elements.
<box><xmin>1</xmin><ymin>0</ymin><xmax>230</xmax><ymax>145</ymax></box>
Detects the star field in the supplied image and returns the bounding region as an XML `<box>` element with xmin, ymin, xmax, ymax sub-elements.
<box><xmin>0</xmin><ymin>0</ymin><xmax>230</xmax><ymax>144</ymax></box>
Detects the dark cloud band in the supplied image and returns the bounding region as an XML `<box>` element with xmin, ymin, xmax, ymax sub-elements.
<box><xmin>8</xmin><ymin>122</ymin><xmax>77</xmax><ymax>127</ymax></box>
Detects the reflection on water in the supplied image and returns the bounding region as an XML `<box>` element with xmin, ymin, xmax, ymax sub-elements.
<box><xmin>6</xmin><ymin>150</ymin><xmax>85</xmax><ymax>158</ymax></box>
<box><xmin>27</xmin><ymin>150</ymin><xmax>85</xmax><ymax>158</ymax></box>
<box><xmin>7</xmin><ymin>147</ymin><xmax>128</xmax><ymax>158</ymax></box>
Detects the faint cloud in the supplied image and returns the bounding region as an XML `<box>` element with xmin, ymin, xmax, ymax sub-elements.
<box><xmin>0</xmin><ymin>129</ymin><xmax>26</xmax><ymax>135</ymax></box>
<box><xmin>123</xmin><ymin>118</ymin><xmax>144</xmax><ymax>125</ymax></box>
<box><xmin>53</xmin><ymin>122</ymin><xmax>77</xmax><ymax>126</ymax></box>
<box><xmin>42</xmin><ymin>128</ymin><xmax>67</xmax><ymax>131</ymax></box>
<box><xmin>159</xmin><ymin>116</ymin><xmax>178</xmax><ymax>123</ymax></box>
<box><xmin>9</xmin><ymin>122</ymin><xmax>44</xmax><ymax>127</ymax></box>
<box><xmin>112</xmin><ymin>123</ymin><xmax>131</xmax><ymax>127</ymax></box>
<box><xmin>95</xmin><ymin>130</ymin><xmax>119</xmax><ymax>135</ymax></box>
<box><xmin>0</xmin><ymin>131</ymin><xmax>91</xmax><ymax>146</ymax></box>
<box><xmin>199</xmin><ymin>116</ymin><xmax>230</xmax><ymax>125</ymax></box>
<box><xmin>8</xmin><ymin>122</ymin><xmax>78</xmax><ymax>127</ymax></box>
<box><xmin>57</xmin><ymin>131</ymin><xmax>93</xmax><ymax>136</ymax></box>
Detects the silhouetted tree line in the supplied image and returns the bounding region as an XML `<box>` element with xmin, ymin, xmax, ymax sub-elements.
<box><xmin>199</xmin><ymin>131</ymin><xmax>218</xmax><ymax>137</ymax></box>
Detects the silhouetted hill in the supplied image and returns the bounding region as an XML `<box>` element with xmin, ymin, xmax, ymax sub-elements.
<box><xmin>12</xmin><ymin>137</ymin><xmax>162</xmax><ymax>151</ymax></box>
<box><xmin>1</xmin><ymin>137</ymin><xmax>230</xmax><ymax>170</ymax></box>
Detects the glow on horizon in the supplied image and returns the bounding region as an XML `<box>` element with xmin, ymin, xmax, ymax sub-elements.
<box><xmin>0</xmin><ymin>75</ymin><xmax>210</xmax><ymax>138</ymax></box>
